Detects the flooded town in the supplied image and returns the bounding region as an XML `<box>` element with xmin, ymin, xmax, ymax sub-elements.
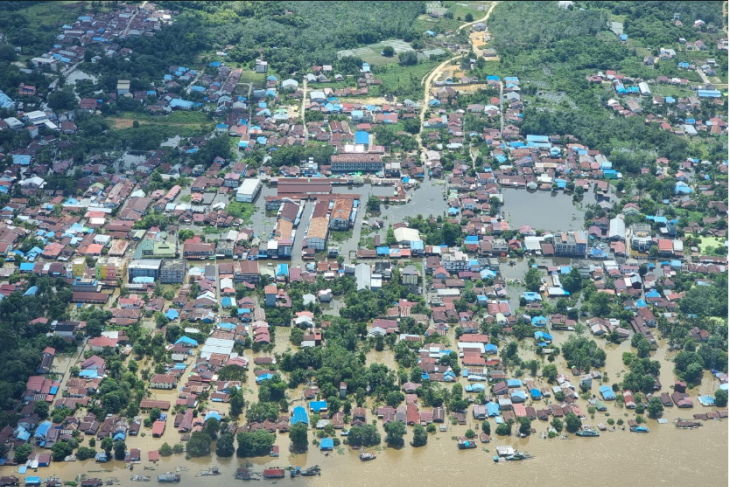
<box><xmin>0</xmin><ymin>1</ymin><xmax>726</xmax><ymax>487</ymax></box>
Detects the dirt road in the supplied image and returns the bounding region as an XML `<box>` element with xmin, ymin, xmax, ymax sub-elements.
<box><xmin>416</xmin><ymin>2</ymin><xmax>499</xmax><ymax>161</ymax></box>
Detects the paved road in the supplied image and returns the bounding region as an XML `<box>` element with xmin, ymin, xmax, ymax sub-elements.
<box><xmin>301</xmin><ymin>77</ymin><xmax>308</xmax><ymax>139</ymax></box>
<box><xmin>122</xmin><ymin>1</ymin><xmax>148</xmax><ymax>37</ymax></box>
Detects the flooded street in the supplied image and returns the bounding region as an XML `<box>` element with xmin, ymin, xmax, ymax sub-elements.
<box><xmin>6</xmin><ymin>176</ymin><xmax>727</xmax><ymax>487</ymax></box>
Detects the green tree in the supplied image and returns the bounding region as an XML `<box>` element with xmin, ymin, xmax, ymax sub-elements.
<box><xmin>113</xmin><ymin>440</ymin><xmax>127</xmax><ymax>460</ymax></box>
<box><xmin>76</xmin><ymin>447</ymin><xmax>97</xmax><ymax>460</ymax></box>
<box><xmin>465</xmin><ymin>13</ymin><xmax>474</xmax><ymax>21</ymax></box>
<box><xmin>289</xmin><ymin>423</ymin><xmax>308</xmax><ymax>453</ymax></box>
<box><xmin>495</xmin><ymin>422</ymin><xmax>512</xmax><ymax>436</ymax></box>
<box><xmin>589</xmin><ymin>292</ymin><xmax>612</xmax><ymax>317</ymax></box>
<box><xmin>411</xmin><ymin>424</ymin><xmax>427</xmax><ymax>447</ymax></box>
<box><xmin>203</xmin><ymin>418</ymin><xmax>220</xmax><ymax>440</ymax></box>
<box><xmin>464</xmin><ymin>429</ymin><xmax>476</xmax><ymax>438</ymax></box>
<box><xmin>51</xmin><ymin>442</ymin><xmax>74</xmax><ymax>461</ymax></box>
<box><xmin>14</xmin><ymin>443</ymin><xmax>33</xmax><ymax>464</ymax></box>
<box><xmin>366</xmin><ymin>195</ymin><xmax>381</xmax><ymax>212</ymax></box>
<box><xmin>236</xmin><ymin>430</ymin><xmax>276</xmax><ymax>458</ymax></box>
<box><xmin>216</xmin><ymin>433</ymin><xmax>235</xmax><ymax>457</ymax></box>
<box><xmin>384</xmin><ymin>420</ymin><xmax>407</xmax><ymax>448</ymax></box>
<box><xmin>101</xmin><ymin>437</ymin><xmax>114</xmax><ymax>454</ymax></box>
<box><xmin>34</xmin><ymin>400</ymin><xmax>50</xmax><ymax>419</ymax></box>
<box><xmin>481</xmin><ymin>420</ymin><xmax>491</xmax><ymax>435</ymax></box>
<box><xmin>229</xmin><ymin>388</ymin><xmax>244</xmax><ymax>417</ymax></box>
<box><xmin>647</xmin><ymin>397</ymin><xmax>664</xmax><ymax>418</ymax></box>
<box><xmin>715</xmin><ymin>389</ymin><xmax>728</xmax><ymax>408</ymax></box>
<box><xmin>517</xmin><ymin>417</ymin><xmax>532</xmax><ymax>436</ymax></box>
<box><xmin>382</xmin><ymin>46</ymin><xmax>395</xmax><ymax>57</ymax></box>
<box><xmin>525</xmin><ymin>268</ymin><xmax>542</xmax><ymax>292</ymax></box>
<box><xmin>187</xmin><ymin>432</ymin><xmax>212</xmax><ymax>457</ymax></box>
<box><xmin>173</xmin><ymin>443</ymin><xmax>185</xmax><ymax>454</ymax></box>
<box><xmin>564</xmin><ymin>413</ymin><xmax>582</xmax><ymax>433</ymax></box>
<box><xmin>159</xmin><ymin>443</ymin><xmax>173</xmax><ymax>457</ymax></box>
<box><xmin>542</xmin><ymin>363</ymin><xmax>558</xmax><ymax>383</ymax></box>
<box><xmin>150</xmin><ymin>408</ymin><xmax>162</xmax><ymax>422</ymax></box>
<box><xmin>348</xmin><ymin>425</ymin><xmax>381</xmax><ymax>447</ymax></box>
<box><xmin>550</xmin><ymin>418</ymin><xmax>563</xmax><ymax>433</ymax></box>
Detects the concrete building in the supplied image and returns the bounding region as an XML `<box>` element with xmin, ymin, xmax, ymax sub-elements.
<box><xmin>128</xmin><ymin>259</ymin><xmax>162</xmax><ymax>282</ymax></box>
<box><xmin>355</xmin><ymin>263</ymin><xmax>371</xmax><ymax>291</ymax></box>
<box><xmin>329</xmin><ymin>199</ymin><xmax>353</xmax><ymax>230</ymax></box>
<box><xmin>609</xmin><ymin>217</ymin><xmax>626</xmax><ymax>241</ymax></box>
<box><xmin>235</xmin><ymin>260</ymin><xmax>260</xmax><ymax>284</ymax></box>
<box><xmin>95</xmin><ymin>256</ymin><xmax>127</xmax><ymax>282</ymax></box>
<box><xmin>117</xmin><ymin>80</ymin><xmax>131</xmax><ymax>96</ymax></box>
<box><xmin>553</xmin><ymin>231</ymin><xmax>588</xmax><ymax>257</ymax></box>
<box><xmin>160</xmin><ymin>259</ymin><xmax>186</xmax><ymax>284</ymax></box>
<box><xmin>330</xmin><ymin>153</ymin><xmax>383</xmax><ymax>173</ymax></box>
<box><xmin>305</xmin><ymin>217</ymin><xmax>329</xmax><ymax>250</ymax></box>
<box><xmin>236</xmin><ymin>178</ymin><xmax>262</xmax><ymax>203</ymax></box>
<box><xmin>630</xmin><ymin>224</ymin><xmax>652</xmax><ymax>251</ymax></box>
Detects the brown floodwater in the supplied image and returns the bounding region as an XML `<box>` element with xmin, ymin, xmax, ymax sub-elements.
<box><xmin>9</xmin><ymin>340</ymin><xmax>728</xmax><ymax>487</ymax></box>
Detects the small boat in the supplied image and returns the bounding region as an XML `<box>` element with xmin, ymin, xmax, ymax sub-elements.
<box><xmin>576</xmin><ymin>426</ymin><xmax>600</xmax><ymax>437</ymax></box>
<box><xmin>597</xmin><ymin>423</ymin><xmax>606</xmax><ymax>431</ymax></box>
<box><xmin>199</xmin><ymin>467</ymin><xmax>220</xmax><ymax>476</ymax></box>
<box><xmin>157</xmin><ymin>473</ymin><xmax>180</xmax><ymax>483</ymax></box>
<box><xmin>359</xmin><ymin>452</ymin><xmax>376</xmax><ymax>461</ymax></box>
<box><xmin>505</xmin><ymin>451</ymin><xmax>533</xmax><ymax>461</ymax></box>
<box><xmin>300</xmin><ymin>466</ymin><xmax>321</xmax><ymax>477</ymax></box>
<box><xmin>130</xmin><ymin>477</ymin><xmax>150</xmax><ymax>482</ymax></box>
<box><xmin>630</xmin><ymin>425</ymin><xmax>649</xmax><ymax>433</ymax></box>
<box><xmin>45</xmin><ymin>478</ymin><xmax>62</xmax><ymax>487</ymax></box>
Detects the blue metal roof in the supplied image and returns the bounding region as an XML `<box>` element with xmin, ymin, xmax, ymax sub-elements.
<box><xmin>292</xmin><ymin>406</ymin><xmax>309</xmax><ymax>425</ymax></box>
<box><xmin>309</xmin><ymin>400</ymin><xmax>327</xmax><ymax>412</ymax></box>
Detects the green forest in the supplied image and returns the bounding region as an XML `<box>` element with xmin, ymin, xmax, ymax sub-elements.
<box><xmin>131</xmin><ymin>1</ymin><xmax>425</xmax><ymax>75</ymax></box>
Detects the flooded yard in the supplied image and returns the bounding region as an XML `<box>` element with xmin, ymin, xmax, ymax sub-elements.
<box><xmin>501</xmin><ymin>188</ymin><xmax>598</xmax><ymax>232</ymax></box>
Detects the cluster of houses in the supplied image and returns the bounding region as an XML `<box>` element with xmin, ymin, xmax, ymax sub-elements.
<box><xmin>29</xmin><ymin>4</ymin><xmax>176</xmax><ymax>73</ymax></box>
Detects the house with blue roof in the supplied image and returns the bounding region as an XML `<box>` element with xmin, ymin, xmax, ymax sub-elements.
<box><xmin>221</xmin><ymin>297</ymin><xmax>233</xmax><ymax>309</ymax></box>
<box><xmin>310</xmin><ymin>400</ymin><xmax>327</xmax><ymax>412</ymax></box>
<box><xmin>484</xmin><ymin>344</ymin><xmax>498</xmax><ymax>354</ymax></box>
<box><xmin>24</xmin><ymin>286</ymin><xmax>38</xmax><ymax>297</ymax></box>
<box><xmin>532</xmin><ymin>316</ymin><xmax>547</xmax><ymax>327</ymax></box>
<box><xmin>256</xmin><ymin>374</ymin><xmax>274</xmax><ymax>384</ymax></box>
<box><xmin>292</xmin><ymin>406</ymin><xmax>308</xmax><ymax>425</ymax></box>
<box><xmin>320</xmin><ymin>438</ymin><xmax>334</xmax><ymax>451</ymax></box>
<box><xmin>355</xmin><ymin>131</ymin><xmax>370</xmax><ymax>145</ymax></box>
<box><xmin>174</xmin><ymin>336</ymin><xmax>198</xmax><ymax>347</ymax></box>
<box><xmin>600</xmin><ymin>385</ymin><xmax>616</xmax><ymax>400</ymax></box>
<box><xmin>534</xmin><ymin>331</ymin><xmax>552</xmax><ymax>344</ymax></box>
<box><xmin>12</xmin><ymin>155</ymin><xmax>31</xmax><ymax>166</ymax></box>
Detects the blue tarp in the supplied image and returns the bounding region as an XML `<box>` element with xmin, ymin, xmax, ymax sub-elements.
<box><xmin>79</xmin><ymin>370</ymin><xmax>99</xmax><ymax>379</ymax></box>
<box><xmin>205</xmin><ymin>411</ymin><xmax>222</xmax><ymax>422</ymax></box>
<box><xmin>221</xmin><ymin>297</ymin><xmax>233</xmax><ymax>308</ymax></box>
<box><xmin>256</xmin><ymin>374</ymin><xmax>274</xmax><ymax>384</ymax></box>
<box><xmin>175</xmin><ymin>336</ymin><xmax>198</xmax><ymax>347</ymax></box>
<box><xmin>355</xmin><ymin>131</ymin><xmax>370</xmax><ymax>145</ymax></box>
<box><xmin>165</xmin><ymin>309</ymin><xmax>179</xmax><ymax>320</ymax></box>
<box><xmin>530</xmin><ymin>388</ymin><xmax>542</xmax><ymax>400</ymax></box>
<box><xmin>506</xmin><ymin>379</ymin><xmax>522</xmax><ymax>388</ymax></box>
<box><xmin>320</xmin><ymin>438</ymin><xmax>334</xmax><ymax>450</ymax></box>
<box><xmin>484</xmin><ymin>344</ymin><xmax>498</xmax><ymax>354</ymax></box>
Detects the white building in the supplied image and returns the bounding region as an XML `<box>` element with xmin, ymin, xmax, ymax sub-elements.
<box><xmin>236</xmin><ymin>178</ymin><xmax>262</xmax><ymax>203</ymax></box>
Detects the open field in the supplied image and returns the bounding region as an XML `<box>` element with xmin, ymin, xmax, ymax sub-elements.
<box><xmin>108</xmin><ymin>111</ymin><xmax>211</xmax><ymax>130</ymax></box>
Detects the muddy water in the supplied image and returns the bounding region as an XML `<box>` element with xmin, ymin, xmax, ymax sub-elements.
<box><xmin>501</xmin><ymin>188</ymin><xmax>598</xmax><ymax>232</ymax></box>
<box><xmin>18</xmin><ymin>341</ymin><xmax>728</xmax><ymax>487</ymax></box>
